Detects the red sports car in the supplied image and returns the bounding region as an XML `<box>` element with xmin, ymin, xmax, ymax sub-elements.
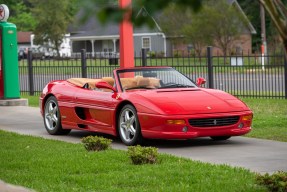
<box><xmin>40</xmin><ymin>67</ymin><xmax>252</xmax><ymax>145</ymax></box>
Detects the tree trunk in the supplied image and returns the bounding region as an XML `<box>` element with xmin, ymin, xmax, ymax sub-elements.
<box><xmin>53</xmin><ymin>40</ymin><xmax>60</xmax><ymax>58</ymax></box>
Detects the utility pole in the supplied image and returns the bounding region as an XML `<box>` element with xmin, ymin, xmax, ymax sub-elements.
<box><xmin>260</xmin><ymin>2</ymin><xmax>267</xmax><ymax>70</ymax></box>
<box><xmin>260</xmin><ymin>2</ymin><xmax>267</xmax><ymax>56</ymax></box>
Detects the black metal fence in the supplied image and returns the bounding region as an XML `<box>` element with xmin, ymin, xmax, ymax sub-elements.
<box><xmin>19</xmin><ymin>47</ymin><xmax>287</xmax><ymax>99</ymax></box>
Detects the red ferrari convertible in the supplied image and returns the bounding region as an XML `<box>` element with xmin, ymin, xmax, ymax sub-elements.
<box><xmin>40</xmin><ymin>66</ymin><xmax>252</xmax><ymax>145</ymax></box>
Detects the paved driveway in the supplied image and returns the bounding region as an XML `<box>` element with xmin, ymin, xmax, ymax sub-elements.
<box><xmin>0</xmin><ymin>106</ymin><xmax>286</xmax><ymax>174</ymax></box>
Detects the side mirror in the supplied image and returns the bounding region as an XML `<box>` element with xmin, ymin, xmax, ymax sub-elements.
<box><xmin>196</xmin><ymin>77</ymin><xmax>206</xmax><ymax>87</ymax></box>
<box><xmin>96</xmin><ymin>81</ymin><xmax>117</xmax><ymax>92</ymax></box>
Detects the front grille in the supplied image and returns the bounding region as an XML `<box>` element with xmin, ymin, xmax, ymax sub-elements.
<box><xmin>188</xmin><ymin>116</ymin><xmax>240</xmax><ymax>127</ymax></box>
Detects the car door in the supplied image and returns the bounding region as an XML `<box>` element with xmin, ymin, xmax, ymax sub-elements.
<box><xmin>74</xmin><ymin>88</ymin><xmax>118</xmax><ymax>129</ymax></box>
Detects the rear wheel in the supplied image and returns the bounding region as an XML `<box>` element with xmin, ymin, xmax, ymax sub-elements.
<box><xmin>44</xmin><ymin>96</ymin><xmax>71</xmax><ymax>135</ymax></box>
<box><xmin>118</xmin><ymin>104</ymin><xmax>142</xmax><ymax>146</ymax></box>
<box><xmin>210</xmin><ymin>136</ymin><xmax>231</xmax><ymax>141</ymax></box>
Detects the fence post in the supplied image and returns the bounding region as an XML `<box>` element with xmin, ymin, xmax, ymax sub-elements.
<box><xmin>207</xmin><ymin>46</ymin><xmax>214</xmax><ymax>89</ymax></box>
<box><xmin>284</xmin><ymin>51</ymin><xmax>287</xmax><ymax>99</ymax></box>
<box><xmin>81</xmin><ymin>49</ymin><xmax>87</xmax><ymax>78</ymax></box>
<box><xmin>27</xmin><ymin>50</ymin><xmax>34</xmax><ymax>96</ymax></box>
<box><xmin>142</xmin><ymin>48</ymin><xmax>147</xmax><ymax>67</ymax></box>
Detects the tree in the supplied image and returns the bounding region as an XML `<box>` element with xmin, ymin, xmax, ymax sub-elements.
<box><xmin>2</xmin><ymin>0</ymin><xmax>36</xmax><ymax>31</ymax></box>
<box><xmin>8</xmin><ymin>1</ymin><xmax>36</xmax><ymax>31</ymax></box>
<box><xmin>181</xmin><ymin>11</ymin><xmax>213</xmax><ymax>56</ymax></box>
<box><xmin>206</xmin><ymin>0</ymin><xmax>247</xmax><ymax>57</ymax></box>
<box><xmin>158</xmin><ymin>4</ymin><xmax>212</xmax><ymax>56</ymax></box>
<box><xmin>158</xmin><ymin>0</ymin><xmax>246</xmax><ymax>57</ymax></box>
<box><xmin>29</xmin><ymin>0</ymin><xmax>78</xmax><ymax>56</ymax></box>
<box><xmin>157</xmin><ymin>4</ymin><xmax>188</xmax><ymax>54</ymax></box>
<box><xmin>158</xmin><ymin>4</ymin><xmax>186</xmax><ymax>38</ymax></box>
<box><xmin>258</xmin><ymin>0</ymin><xmax>287</xmax><ymax>54</ymax></box>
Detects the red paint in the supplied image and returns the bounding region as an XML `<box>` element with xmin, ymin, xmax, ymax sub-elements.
<box><xmin>40</xmin><ymin>67</ymin><xmax>253</xmax><ymax>144</ymax></box>
<box><xmin>119</xmin><ymin>0</ymin><xmax>134</xmax><ymax>69</ymax></box>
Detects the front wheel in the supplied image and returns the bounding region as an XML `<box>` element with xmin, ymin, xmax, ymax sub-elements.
<box><xmin>44</xmin><ymin>96</ymin><xmax>71</xmax><ymax>135</ymax></box>
<box><xmin>118</xmin><ymin>104</ymin><xmax>142</xmax><ymax>146</ymax></box>
<box><xmin>210</xmin><ymin>136</ymin><xmax>231</xmax><ymax>141</ymax></box>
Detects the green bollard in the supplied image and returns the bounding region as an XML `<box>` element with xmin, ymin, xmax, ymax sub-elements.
<box><xmin>0</xmin><ymin>4</ymin><xmax>20</xmax><ymax>99</ymax></box>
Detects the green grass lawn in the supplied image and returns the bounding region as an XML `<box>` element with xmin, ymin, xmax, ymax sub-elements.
<box><xmin>0</xmin><ymin>130</ymin><xmax>266</xmax><ymax>192</ymax></box>
<box><xmin>242</xmin><ymin>98</ymin><xmax>287</xmax><ymax>142</ymax></box>
<box><xmin>21</xmin><ymin>94</ymin><xmax>287</xmax><ymax>142</ymax></box>
<box><xmin>21</xmin><ymin>94</ymin><xmax>39</xmax><ymax>107</ymax></box>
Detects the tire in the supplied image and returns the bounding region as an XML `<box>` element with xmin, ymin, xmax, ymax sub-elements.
<box><xmin>44</xmin><ymin>96</ymin><xmax>71</xmax><ymax>135</ymax></box>
<box><xmin>118</xmin><ymin>104</ymin><xmax>142</xmax><ymax>146</ymax></box>
<box><xmin>210</xmin><ymin>136</ymin><xmax>231</xmax><ymax>141</ymax></box>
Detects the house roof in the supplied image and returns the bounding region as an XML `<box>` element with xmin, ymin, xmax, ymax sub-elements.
<box><xmin>229</xmin><ymin>0</ymin><xmax>256</xmax><ymax>34</ymax></box>
<box><xmin>17</xmin><ymin>31</ymin><xmax>32</xmax><ymax>43</ymax></box>
<box><xmin>68</xmin><ymin>7</ymin><xmax>162</xmax><ymax>40</ymax></box>
<box><xmin>68</xmin><ymin>0</ymin><xmax>256</xmax><ymax>40</ymax></box>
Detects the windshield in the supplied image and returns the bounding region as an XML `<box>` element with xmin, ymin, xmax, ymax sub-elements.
<box><xmin>116</xmin><ymin>67</ymin><xmax>197</xmax><ymax>91</ymax></box>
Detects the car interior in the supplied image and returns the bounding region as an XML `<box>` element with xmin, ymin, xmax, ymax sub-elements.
<box><xmin>67</xmin><ymin>76</ymin><xmax>161</xmax><ymax>91</ymax></box>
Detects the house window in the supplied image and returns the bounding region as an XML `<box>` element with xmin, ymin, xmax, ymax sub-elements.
<box><xmin>103</xmin><ymin>40</ymin><xmax>113</xmax><ymax>52</ymax></box>
<box><xmin>142</xmin><ymin>37</ymin><xmax>151</xmax><ymax>50</ymax></box>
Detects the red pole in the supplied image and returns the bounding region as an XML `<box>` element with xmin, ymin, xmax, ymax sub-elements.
<box><xmin>119</xmin><ymin>0</ymin><xmax>134</xmax><ymax>68</ymax></box>
<box><xmin>261</xmin><ymin>44</ymin><xmax>264</xmax><ymax>54</ymax></box>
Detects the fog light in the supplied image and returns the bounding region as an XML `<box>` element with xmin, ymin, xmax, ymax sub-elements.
<box><xmin>182</xmin><ymin>126</ymin><xmax>188</xmax><ymax>132</ymax></box>
<box><xmin>238</xmin><ymin>123</ymin><xmax>244</xmax><ymax>129</ymax></box>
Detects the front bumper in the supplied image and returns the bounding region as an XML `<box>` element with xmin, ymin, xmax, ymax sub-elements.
<box><xmin>138</xmin><ymin>111</ymin><xmax>252</xmax><ymax>139</ymax></box>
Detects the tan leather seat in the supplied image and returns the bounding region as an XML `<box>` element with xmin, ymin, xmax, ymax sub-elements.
<box><xmin>120</xmin><ymin>78</ymin><xmax>137</xmax><ymax>90</ymax></box>
<box><xmin>67</xmin><ymin>78</ymin><xmax>101</xmax><ymax>89</ymax></box>
<box><xmin>102</xmin><ymin>77</ymin><xmax>115</xmax><ymax>87</ymax></box>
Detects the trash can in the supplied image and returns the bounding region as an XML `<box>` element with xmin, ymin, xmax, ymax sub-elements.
<box><xmin>109</xmin><ymin>58</ymin><xmax>118</xmax><ymax>65</ymax></box>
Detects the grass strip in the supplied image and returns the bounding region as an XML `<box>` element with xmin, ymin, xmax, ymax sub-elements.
<box><xmin>0</xmin><ymin>130</ymin><xmax>265</xmax><ymax>192</ymax></box>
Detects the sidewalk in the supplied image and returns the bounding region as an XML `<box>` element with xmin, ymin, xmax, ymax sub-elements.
<box><xmin>0</xmin><ymin>180</ymin><xmax>34</xmax><ymax>192</ymax></box>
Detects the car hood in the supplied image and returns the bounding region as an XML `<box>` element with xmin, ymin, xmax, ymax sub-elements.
<box><xmin>133</xmin><ymin>88</ymin><xmax>250</xmax><ymax>115</ymax></box>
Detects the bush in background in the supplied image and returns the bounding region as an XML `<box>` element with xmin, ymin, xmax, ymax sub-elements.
<box><xmin>81</xmin><ymin>136</ymin><xmax>112</xmax><ymax>152</ymax></box>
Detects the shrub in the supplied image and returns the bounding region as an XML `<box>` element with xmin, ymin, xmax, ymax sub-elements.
<box><xmin>147</xmin><ymin>51</ymin><xmax>156</xmax><ymax>58</ymax></box>
<box><xmin>81</xmin><ymin>136</ymin><xmax>112</xmax><ymax>152</ymax></box>
<box><xmin>188</xmin><ymin>50</ymin><xmax>196</xmax><ymax>57</ymax></box>
<box><xmin>173</xmin><ymin>50</ymin><xmax>182</xmax><ymax>58</ymax></box>
<box><xmin>256</xmin><ymin>171</ymin><xmax>287</xmax><ymax>192</ymax></box>
<box><xmin>128</xmin><ymin>145</ymin><xmax>158</xmax><ymax>165</ymax></box>
<box><xmin>156</xmin><ymin>51</ymin><xmax>165</xmax><ymax>58</ymax></box>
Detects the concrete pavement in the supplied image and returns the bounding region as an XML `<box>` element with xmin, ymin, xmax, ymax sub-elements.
<box><xmin>0</xmin><ymin>106</ymin><xmax>286</xmax><ymax>174</ymax></box>
<box><xmin>0</xmin><ymin>180</ymin><xmax>34</xmax><ymax>192</ymax></box>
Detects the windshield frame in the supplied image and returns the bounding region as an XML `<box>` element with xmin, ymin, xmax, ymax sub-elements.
<box><xmin>115</xmin><ymin>67</ymin><xmax>197</xmax><ymax>92</ymax></box>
